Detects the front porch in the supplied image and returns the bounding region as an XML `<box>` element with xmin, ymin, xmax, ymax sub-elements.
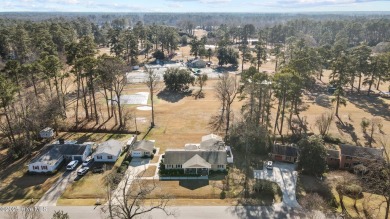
<box><xmin>184</xmin><ymin>168</ymin><xmax>209</xmax><ymax>176</ymax></box>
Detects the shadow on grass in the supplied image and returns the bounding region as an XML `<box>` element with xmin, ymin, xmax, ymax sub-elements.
<box><xmin>0</xmin><ymin>171</ymin><xmax>58</xmax><ymax>200</ymax></box>
<box><xmin>346</xmin><ymin>94</ymin><xmax>390</xmax><ymax>121</ymax></box>
<box><xmin>157</xmin><ymin>89</ymin><xmax>192</xmax><ymax>103</ymax></box>
<box><xmin>178</xmin><ymin>179</ymin><xmax>209</xmax><ymax>190</ymax></box>
<box><xmin>335</xmin><ymin>121</ymin><xmax>359</xmax><ymax>145</ymax></box>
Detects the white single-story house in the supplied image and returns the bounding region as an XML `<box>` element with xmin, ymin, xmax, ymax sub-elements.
<box><xmin>40</xmin><ymin>127</ymin><xmax>54</xmax><ymax>138</ymax></box>
<box><xmin>131</xmin><ymin>140</ymin><xmax>155</xmax><ymax>158</ymax></box>
<box><xmin>28</xmin><ymin>142</ymin><xmax>92</xmax><ymax>173</ymax></box>
<box><xmin>93</xmin><ymin>139</ymin><xmax>123</xmax><ymax>162</ymax></box>
<box><xmin>164</xmin><ymin>150</ymin><xmax>227</xmax><ymax>175</ymax></box>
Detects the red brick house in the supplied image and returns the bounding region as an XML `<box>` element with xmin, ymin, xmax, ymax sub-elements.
<box><xmin>326</xmin><ymin>149</ymin><xmax>341</xmax><ymax>169</ymax></box>
<box><xmin>338</xmin><ymin>144</ymin><xmax>384</xmax><ymax>170</ymax></box>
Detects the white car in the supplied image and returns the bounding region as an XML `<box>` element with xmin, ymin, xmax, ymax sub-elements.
<box><xmin>77</xmin><ymin>167</ymin><xmax>89</xmax><ymax>176</ymax></box>
<box><xmin>82</xmin><ymin>157</ymin><xmax>94</xmax><ymax>167</ymax></box>
<box><xmin>266</xmin><ymin>161</ymin><xmax>273</xmax><ymax>170</ymax></box>
<box><xmin>66</xmin><ymin>160</ymin><xmax>79</xmax><ymax>170</ymax></box>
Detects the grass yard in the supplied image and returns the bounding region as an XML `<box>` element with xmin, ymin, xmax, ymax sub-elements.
<box><xmin>137</xmin><ymin>166</ymin><xmax>157</xmax><ymax>177</ymax></box>
<box><xmin>61</xmin><ymin>172</ymin><xmax>108</xmax><ymax>199</ymax></box>
<box><xmin>58</xmin><ymin>132</ymin><xmax>132</xmax><ymax>144</ymax></box>
<box><xmin>57</xmin><ymin>198</ymin><xmax>104</xmax><ymax>206</ymax></box>
<box><xmin>144</xmin><ymin>179</ymin><xmax>223</xmax><ymax>199</ymax></box>
<box><xmin>0</xmin><ymin>170</ymin><xmax>63</xmax><ymax>204</ymax></box>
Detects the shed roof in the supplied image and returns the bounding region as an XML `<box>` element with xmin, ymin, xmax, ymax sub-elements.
<box><xmin>95</xmin><ymin>140</ymin><xmax>123</xmax><ymax>155</ymax></box>
<box><xmin>164</xmin><ymin>150</ymin><xmax>227</xmax><ymax>165</ymax></box>
<box><xmin>132</xmin><ymin>140</ymin><xmax>154</xmax><ymax>152</ymax></box>
<box><xmin>339</xmin><ymin>144</ymin><xmax>383</xmax><ymax>160</ymax></box>
<box><xmin>201</xmin><ymin>134</ymin><xmax>223</xmax><ymax>142</ymax></box>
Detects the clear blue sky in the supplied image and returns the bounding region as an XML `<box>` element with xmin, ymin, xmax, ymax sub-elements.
<box><xmin>1</xmin><ymin>0</ymin><xmax>390</xmax><ymax>12</ymax></box>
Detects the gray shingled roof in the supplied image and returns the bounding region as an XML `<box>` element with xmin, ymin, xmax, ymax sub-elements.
<box><xmin>182</xmin><ymin>154</ymin><xmax>211</xmax><ymax>168</ymax></box>
<box><xmin>95</xmin><ymin>140</ymin><xmax>123</xmax><ymax>155</ymax></box>
<box><xmin>199</xmin><ymin>139</ymin><xmax>225</xmax><ymax>151</ymax></box>
<box><xmin>132</xmin><ymin>140</ymin><xmax>154</xmax><ymax>152</ymax></box>
<box><xmin>339</xmin><ymin>144</ymin><xmax>383</xmax><ymax>160</ymax></box>
<box><xmin>164</xmin><ymin>150</ymin><xmax>227</xmax><ymax>165</ymax></box>
<box><xmin>30</xmin><ymin>144</ymin><xmax>89</xmax><ymax>165</ymax></box>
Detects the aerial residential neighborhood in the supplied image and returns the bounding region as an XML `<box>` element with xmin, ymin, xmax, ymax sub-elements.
<box><xmin>1</xmin><ymin>2</ymin><xmax>390</xmax><ymax>219</ymax></box>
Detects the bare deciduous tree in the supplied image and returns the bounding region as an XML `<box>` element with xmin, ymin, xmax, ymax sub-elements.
<box><xmin>209</xmin><ymin>74</ymin><xmax>239</xmax><ymax>139</ymax></box>
<box><xmin>315</xmin><ymin>111</ymin><xmax>334</xmax><ymax>136</ymax></box>
<box><xmin>144</xmin><ymin>69</ymin><xmax>161</xmax><ymax>127</ymax></box>
<box><xmin>102</xmin><ymin>171</ymin><xmax>174</xmax><ymax>219</ymax></box>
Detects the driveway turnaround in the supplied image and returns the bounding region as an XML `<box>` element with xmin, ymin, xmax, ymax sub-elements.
<box><xmin>254</xmin><ymin>162</ymin><xmax>300</xmax><ymax>208</ymax></box>
<box><xmin>35</xmin><ymin>168</ymin><xmax>79</xmax><ymax>206</ymax></box>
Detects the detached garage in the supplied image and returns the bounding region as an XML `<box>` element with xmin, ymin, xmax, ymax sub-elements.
<box><xmin>131</xmin><ymin>140</ymin><xmax>155</xmax><ymax>158</ymax></box>
<box><xmin>94</xmin><ymin>140</ymin><xmax>123</xmax><ymax>162</ymax></box>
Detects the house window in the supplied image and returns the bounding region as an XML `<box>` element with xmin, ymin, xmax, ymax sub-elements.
<box><xmin>345</xmin><ymin>156</ymin><xmax>352</xmax><ymax>160</ymax></box>
<box><xmin>176</xmin><ymin>164</ymin><xmax>182</xmax><ymax>168</ymax></box>
<box><xmin>41</xmin><ymin>166</ymin><xmax>48</xmax><ymax>170</ymax></box>
<box><xmin>218</xmin><ymin>165</ymin><xmax>224</xmax><ymax>169</ymax></box>
<box><xmin>344</xmin><ymin>163</ymin><xmax>351</xmax><ymax>168</ymax></box>
<box><xmin>97</xmin><ymin>156</ymin><xmax>102</xmax><ymax>159</ymax></box>
<box><xmin>33</xmin><ymin>166</ymin><xmax>39</xmax><ymax>170</ymax></box>
<box><xmin>285</xmin><ymin>156</ymin><xmax>291</xmax><ymax>161</ymax></box>
<box><xmin>107</xmin><ymin>156</ymin><xmax>113</xmax><ymax>159</ymax></box>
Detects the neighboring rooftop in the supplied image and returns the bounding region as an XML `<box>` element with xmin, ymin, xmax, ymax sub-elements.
<box><xmin>95</xmin><ymin>139</ymin><xmax>123</xmax><ymax>155</ymax></box>
<box><xmin>201</xmin><ymin>134</ymin><xmax>223</xmax><ymax>142</ymax></box>
<box><xmin>30</xmin><ymin>143</ymin><xmax>90</xmax><ymax>165</ymax></box>
<box><xmin>339</xmin><ymin>144</ymin><xmax>383</xmax><ymax>160</ymax></box>
<box><xmin>272</xmin><ymin>144</ymin><xmax>298</xmax><ymax>157</ymax></box>
<box><xmin>327</xmin><ymin>149</ymin><xmax>340</xmax><ymax>159</ymax></box>
<box><xmin>132</xmin><ymin>140</ymin><xmax>155</xmax><ymax>152</ymax></box>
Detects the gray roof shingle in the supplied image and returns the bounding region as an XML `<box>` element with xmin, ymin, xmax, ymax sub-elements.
<box><xmin>182</xmin><ymin>154</ymin><xmax>211</xmax><ymax>168</ymax></box>
<box><xmin>95</xmin><ymin>140</ymin><xmax>123</xmax><ymax>155</ymax></box>
<box><xmin>132</xmin><ymin>140</ymin><xmax>154</xmax><ymax>152</ymax></box>
<box><xmin>339</xmin><ymin>144</ymin><xmax>383</xmax><ymax>160</ymax></box>
<box><xmin>164</xmin><ymin>150</ymin><xmax>227</xmax><ymax>165</ymax></box>
<box><xmin>30</xmin><ymin>143</ymin><xmax>89</xmax><ymax>165</ymax></box>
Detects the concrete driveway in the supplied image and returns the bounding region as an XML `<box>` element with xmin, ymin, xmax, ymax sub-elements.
<box><xmin>35</xmin><ymin>166</ymin><xmax>80</xmax><ymax>206</ymax></box>
<box><xmin>109</xmin><ymin>158</ymin><xmax>151</xmax><ymax>205</ymax></box>
<box><xmin>254</xmin><ymin>162</ymin><xmax>300</xmax><ymax>208</ymax></box>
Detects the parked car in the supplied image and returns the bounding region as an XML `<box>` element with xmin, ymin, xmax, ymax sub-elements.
<box><xmin>82</xmin><ymin>157</ymin><xmax>94</xmax><ymax>167</ymax></box>
<box><xmin>379</xmin><ymin>91</ymin><xmax>390</xmax><ymax>98</ymax></box>
<box><xmin>266</xmin><ymin>161</ymin><xmax>273</xmax><ymax>170</ymax></box>
<box><xmin>77</xmin><ymin>167</ymin><xmax>89</xmax><ymax>176</ymax></box>
<box><xmin>92</xmin><ymin>166</ymin><xmax>104</xmax><ymax>174</ymax></box>
<box><xmin>66</xmin><ymin>160</ymin><xmax>79</xmax><ymax>170</ymax></box>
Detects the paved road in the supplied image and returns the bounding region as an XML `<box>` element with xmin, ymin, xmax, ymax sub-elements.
<box><xmin>35</xmin><ymin>167</ymin><xmax>80</xmax><ymax>206</ymax></box>
<box><xmin>0</xmin><ymin>205</ymin><xmax>308</xmax><ymax>219</ymax></box>
<box><xmin>254</xmin><ymin>162</ymin><xmax>300</xmax><ymax>208</ymax></box>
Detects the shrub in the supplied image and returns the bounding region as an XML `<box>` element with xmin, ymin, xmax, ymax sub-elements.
<box><xmin>150</xmin><ymin>154</ymin><xmax>154</xmax><ymax>159</ymax></box>
<box><xmin>122</xmin><ymin>161</ymin><xmax>130</xmax><ymax>166</ymax></box>
<box><xmin>220</xmin><ymin>191</ymin><xmax>226</xmax><ymax>199</ymax></box>
<box><xmin>153</xmin><ymin>148</ymin><xmax>157</xmax><ymax>153</ymax></box>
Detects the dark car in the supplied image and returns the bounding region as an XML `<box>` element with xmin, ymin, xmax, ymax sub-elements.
<box><xmin>92</xmin><ymin>166</ymin><xmax>104</xmax><ymax>174</ymax></box>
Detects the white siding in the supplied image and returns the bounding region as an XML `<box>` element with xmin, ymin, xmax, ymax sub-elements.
<box><xmin>131</xmin><ymin>151</ymin><xmax>143</xmax><ymax>157</ymax></box>
<box><xmin>94</xmin><ymin>152</ymin><xmax>119</xmax><ymax>162</ymax></box>
<box><xmin>28</xmin><ymin>156</ymin><xmax>63</xmax><ymax>173</ymax></box>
